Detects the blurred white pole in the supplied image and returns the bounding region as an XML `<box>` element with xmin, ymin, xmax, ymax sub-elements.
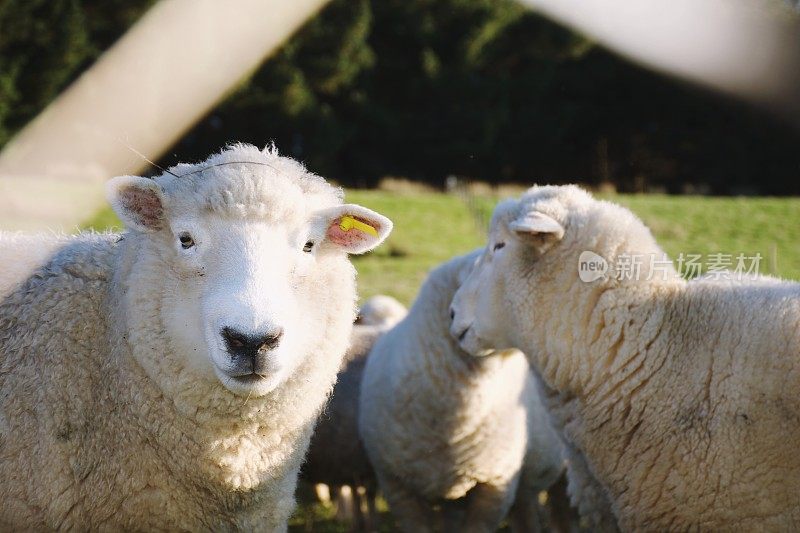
<box><xmin>0</xmin><ymin>0</ymin><xmax>329</xmax><ymax>231</ymax></box>
<box><xmin>517</xmin><ymin>0</ymin><xmax>800</xmax><ymax>120</ymax></box>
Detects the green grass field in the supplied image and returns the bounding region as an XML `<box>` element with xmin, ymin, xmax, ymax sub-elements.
<box><xmin>86</xmin><ymin>189</ymin><xmax>800</xmax><ymax>306</ymax></box>
<box><xmin>84</xmin><ymin>189</ymin><xmax>800</xmax><ymax>530</ymax></box>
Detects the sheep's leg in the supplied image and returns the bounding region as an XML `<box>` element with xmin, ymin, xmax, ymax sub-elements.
<box><xmin>546</xmin><ymin>472</ymin><xmax>578</xmax><ymax>533</ymax></box>
<box><xmin>363</xmin><ymin>484</ymin><xmax>379</xmax><ymax>532</ymax></box>
<box><xmin>440</xmin><ymin>499</ymin><xmax>466</xmax><ymax>533</ymax></box>
<box><xmin>335</xmin><ymin>485</ymin><xmax>356</xmax><ymax>524</ymax></box>
<box><xmin>461</xmin><ymin>482</ymin><xmax>517</xmax><ymax>533</ymax></box>
<box><xmin>378</xmin><ymin>474</ymin><xmax>435</xmax><ymax>533</ymax></box>
<box><xmin>507</xmin><ymin>490</ymin><xmax>544</xmax><ymax>533</ymax></box>
<box><xmin>510</xmin><ymin>470</ymin><xmax>577</xmax><ymax>533</ymax></box>
<box><xmin>351</xmin><ymin>486</ymin><xmax>366</xmax><ymax>532</ymax></box>
<box><xmin>314</xmin><ymin>483</ymin><xmax>332</xmax><ymax>504</ymax></box>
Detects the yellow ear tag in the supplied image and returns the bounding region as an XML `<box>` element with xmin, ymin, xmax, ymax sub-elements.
<box><xmin>339</xmin><ymin>215</ymin><xmax>378</xmax><ymax>237</ymax></box>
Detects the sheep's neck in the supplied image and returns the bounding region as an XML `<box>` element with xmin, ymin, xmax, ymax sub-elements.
<box><xmin>521</xmin><ymin>273</ymin><xmax>683</xmax><ymax>522</ymax></box>
<box><xmin>528</xmin><ymin>277</ymin><xmax>674</xmax><ymax>394</ymax></box>
<box><xmin>404</xmin><ymin>276</ymin><xmax>517</xmax><ymax>431</ymax></box>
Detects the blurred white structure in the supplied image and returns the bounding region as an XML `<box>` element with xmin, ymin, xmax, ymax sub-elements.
<box><xmin>1</xmin><ymin>0</ymin><xmax>799</xmax><ymax>230</ymax></box>
<box><xmin>518</xmin><ymin>0</ymin><xmax>800</xmax><ymax>119</ymax></box>
<box><xmin>0</xmin><ymin>0</ymin><xmax>329</xmax><ymax>231</ymax></box>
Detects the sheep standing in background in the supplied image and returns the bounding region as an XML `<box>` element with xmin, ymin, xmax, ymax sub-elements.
<box><xmin>0</xmin><ymin>144</ymin><xmax>392</xmax><ymax>531</ymax></box>
<box><xmin>356</xmin><ymin>294</ymin><xmax>408</xmax><ymax>327</ymax></box>
<box><xmin>450</xmin><ymin>184</ymin><xmax>800</xmax><ymax>531</ymax></box>
<box><xmin>302</xmin><ymin>295</ymin><xmax>407</xmax><ymax>531</ymax></box>
<box><xmin>360</xmin><ymin>251</ymin><xmax>566</xmax><ymax>533</ymax></box>
<box><xmin>0</xmin><ymin>233</ymin><xmax>74</xmax><ymax>299</ymax></box>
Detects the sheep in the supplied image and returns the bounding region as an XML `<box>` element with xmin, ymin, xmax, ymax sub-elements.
<box><xmin>0</xmin><ymin>144</ymin><xmax>392</xmax><ymax>531</ymax></box>
<box><xmin>301</xmin><ymin>295</ymin><xmax>407</xmax><ymax>530</ymax></box>
<box><xmin>450</xmin><ymin>184</ymin><xmax>800</xmax><ymax>531</ymax></box>
<box><xmin>0</xmin><ymin>233</ymin><xmax>74</xmax><ymax>299</ymax></box>
<box><xmin>356</xmin><ymin>294</ymin><xmax>408</xmax><ymax>326</ymax></box>
<box><xmin>359</xmin><ymin>250</ymin><xmax>566</xmax><ymax>533</ymax></box>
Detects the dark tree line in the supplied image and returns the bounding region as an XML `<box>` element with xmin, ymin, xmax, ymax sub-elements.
<box><xmin>2</xmin><ymin>0</ymin><xmax>799</xmax><ymax>194</ymax></box>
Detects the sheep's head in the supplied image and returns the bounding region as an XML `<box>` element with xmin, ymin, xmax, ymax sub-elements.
<box><xmin>355</xmin><ymin>295</ymin><xmax>407</xmax><ymax>328</ymax></box>
<box><xmin>451</xmin><ymin>184</ymin><xmax>676</xmax><ymax>361</ymax></box>
<box><xmin>107</xmin><ymin>145</ymin><xmax>391</xmax><ymax>397</ymax></box>
<box><xmin>449</xmin><ymin>186</ymin><xmax>578</xmax><ymax>356</ymax></box>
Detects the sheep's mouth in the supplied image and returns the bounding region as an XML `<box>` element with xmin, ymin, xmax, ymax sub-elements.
<box><xmin>214</xmin><ymin>362</ymin><xmax>271</xmax><ymax>383</ymax></box>
<box><xmin>229</xmin><ymin>373</ymin><xmax>267</xmax><ymax>384</ymax></box>
<box><xmin>214</xmin><ymin>367</ymin><xmax>282</xmax><ymax>397</ymax></box>
<box><xmin>212</xmin><ymin>355</ymin><xmax>284</xmax><ymax>396</ymax></box>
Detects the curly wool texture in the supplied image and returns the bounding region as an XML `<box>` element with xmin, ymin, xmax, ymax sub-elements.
<box><xmin>302</xmin><ymin>296</ymin><xmax>407</xmax><ymax>491</ymax></box>
<box><xmin>0</xmin><ymin>146</ymin><xmax>362</xmax><ymax>531</ymax></box>
<box><xmin>486</xmin><ymin>186</ymin><xmax>800</xmax><ymax>531</ymax></box>
<box><xmin>0</xmin><ymin>232</ymin><xmax>76</xmax><ymax>300</ymax></box>
<box><xmin>356</xmin><ymin>294</ymin><xmax>407</xmax><ymax>327</ymax></box>
<box><xmin>359</xmin><ymin>251</ymin><xmax>563</xmax><ymax>532</ymax></box>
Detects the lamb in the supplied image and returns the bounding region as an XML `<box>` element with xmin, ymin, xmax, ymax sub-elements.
<box><xmin>301</xmin><ymin>295</ymin><xmax>407</xmax><ymax>529</ymax></box>
<box><xmin>449</xmin><ymin>184</ymin><xmax>800</xmax><ymax>531</ymax></box>
<box><xmin>0</xmin><ymin>144</ymin><xmax>392</xmax><ymax>531</ymax></box>
<box><xmin>359</xmin><ymin>250</ymin><xmax>566</xmax><ymax>532</ymax></box>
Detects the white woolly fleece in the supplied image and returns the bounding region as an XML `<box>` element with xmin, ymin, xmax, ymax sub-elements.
<box><xmin>302</xmin><ymin>296</ymin><xmax>408</xmax><ymax>495</ymax></box>
<box><xmin>359</xmin><ymin>251</ymin><xmax>564</xmax><ymax>532</ymax></box>
<box><xmin>451</xmin><ymin>184</ymin><xmax>800</xmax><ymax>531</ymax></box>
<box><xmin>0</xmin><ymin>144</ymin><xmax>391</xmax><ymax>530</ymax></box>
<box><xmin>0</xmin><ymin>232</ymin><xmax>76</xmax><ymax>300</ymax></box>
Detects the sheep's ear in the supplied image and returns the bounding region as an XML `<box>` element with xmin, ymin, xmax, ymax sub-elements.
<box><xmin>509</xmin><ymin>211</ymin><xmax>564</xmax><ymax>251</ymax></box>
<box><xmin>106</xmin><ymin>176</ymin><xmax>166</xmax><ymax>232</ymax></box>
<box><xmin>320</xmin><ymin>204</ymin><xmax>392</xmax><ymax>254</ymax></box>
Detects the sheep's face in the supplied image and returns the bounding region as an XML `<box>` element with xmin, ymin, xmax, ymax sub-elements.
<box><xmin>164</xmin><ymin>217</ymin><xmax>327</xmax><ymax>397</ymax></box>
<box><xmin>451</xmin><ymin>193</ymin><xmax>566</xmax><ymax>356</ymax></box>
<box><xmin>107</xmin><ymin>165</ymin><xmax>391</xmax><ymax>398</ymax></box>
<box><xmin>450</xmin><ymin>218</ymin><xmax>518</xmax><ymax>356</ymax></box>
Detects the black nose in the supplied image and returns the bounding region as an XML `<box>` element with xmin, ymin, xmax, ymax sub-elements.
<box><xmin>449</xmin><ymin>307</ymin><xmax>456</xmax><ymax>321</ymax></box>
<box><xmin>221</xmin><ymin>327</ymin><xmax>284</xmax><ymax>361</ymax></box>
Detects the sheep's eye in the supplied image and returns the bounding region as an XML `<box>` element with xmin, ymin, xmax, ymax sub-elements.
<box><xmin>493</xmin><ymin>242</ymin><xmax>506</xmax><ymax>252</ymax></box>
<box><xmin>303</xmin><ymin>241</ymin><xmax>314</xmax><ymax>253</ymax></box>
<box><xmin>179</xmin><ymin>233</ymin><xmax>195</xmax><ymax>249</ymax></box>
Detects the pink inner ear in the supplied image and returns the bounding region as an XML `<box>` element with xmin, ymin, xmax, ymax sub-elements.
<box><xmin>327</xmin><ymin>216</ymin><xmax>376</xmax><ymax>247</ymax></box>
<box><xmin>121</xmin><ymin>186</ymin><xmax>163</xmax><ymax>229</ymax></box>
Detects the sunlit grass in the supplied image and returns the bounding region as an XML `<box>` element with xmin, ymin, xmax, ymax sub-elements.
<box><xmin>609</xmin><ymin>194</ymin><xmax>800</xmax><ymax>281</ymax></box>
